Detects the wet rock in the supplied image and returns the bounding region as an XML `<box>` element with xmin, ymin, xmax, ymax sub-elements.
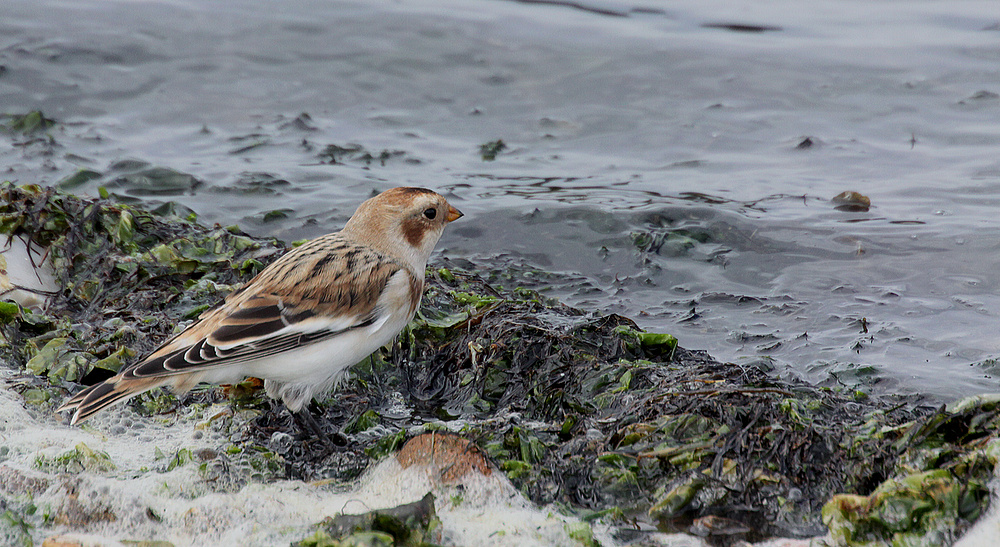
<box><xmin>396</xmin><ymin>432</ymin><xmax>492</xmax><ymax>484</ymax></box>
<box><xmin>294</xmin><ymin>492</ymin><xmax>439</xmax><ymax>547</ymax></box>
<box><xmin>689</xmin><ymin>514</ymin><xmax>751</xmax><ymax>543</ymax></box>
<box><xmin>51</xmin><ymin>478</ymin><xmax>118</xmax><ymax>527</ymax></box>
<box><xmin>795</xmin><ymin>136</ymin><xmax>815</xmax><ymax>149</ymax></box>
<box><xmin>0</xmin><ymin>465</ymin><xmax>51</xmax><ymax>496</ymax></box>
<box><xmin>831</xmin><ymin>191</ymin><xmax>871</xmax><ymax>212</ymax></box>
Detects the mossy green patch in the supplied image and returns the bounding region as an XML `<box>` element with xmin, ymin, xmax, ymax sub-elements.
<box><xmin>0</xmin><ymin>301</ymin><xmax>21</xmax><ymax>323</ymax></box>
<box><xmin>25</xmin><ymin>337</ymin><xmax>92</xmax><ymax>382</ymax></box>
<box><xmin>365</xmin><ymin>430</ymin><xmax>407</xmax><ymax>460</ymax></box>
<box><xmin>34</xmin><ymin>443</ymin><xmax>115</xmax><ymax>474</ymax></box>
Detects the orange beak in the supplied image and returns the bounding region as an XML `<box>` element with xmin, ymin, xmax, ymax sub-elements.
<box><xmin>446</xmin><ymin>205</ymin><xmax>463</xmax><ymax>222</ymax></box>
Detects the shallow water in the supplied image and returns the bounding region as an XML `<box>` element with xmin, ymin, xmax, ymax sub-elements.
<box><xmin>3</xmin><ymin>0</ymin><xmax>1000</xmax><ymax>405</ymax></box>
<box><xmin>5</xmin><ymin>0</ymin><xmax>1000</xmax><ymax>544</ymax></box>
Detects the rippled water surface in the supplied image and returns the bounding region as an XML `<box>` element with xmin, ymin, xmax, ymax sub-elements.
<box><xmin>4</xmin><ymin>0</ymin><xmax>1000</xmax><ymax>402</ymax></box>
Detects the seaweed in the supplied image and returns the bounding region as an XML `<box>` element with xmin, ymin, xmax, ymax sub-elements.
<box><xmin>317</xmin><ymin>143</ymin><xmax>409</xmax><ymax>166</ymax></box>
<box><xmin>298</xmin><ymin>272</ymin><xmax>993</xmax><ymax>542</ymax></box>
<box><xmin>0</xmin><ymin>182</ymin><xmax>282</xmax><ymax>387</ymax></box>
<box><xmin>479</xmin><ymin>139</ymin><xmax>506</xmax><ymax>161</ymax></box>
<box><xmin>1</xmin><ymin>111</ymin><xmax>56</xmax><ymax>135</ymax></box>
<box><xmin>0</xmin><ymin>183</ymin><xmax>996</xmax><ymax>545</ymax></box>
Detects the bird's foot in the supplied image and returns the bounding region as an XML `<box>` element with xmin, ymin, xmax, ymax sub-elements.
<box><xmin>292</xmin><ymin>406</ymin><xmax>348</xmax><ymax>449</ymax></box>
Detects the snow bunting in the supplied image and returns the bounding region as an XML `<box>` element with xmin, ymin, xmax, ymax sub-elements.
<box><xmin>58</xmin><ymin>187</ymin><xmax>462</xmax><ymax>425</ymax></box>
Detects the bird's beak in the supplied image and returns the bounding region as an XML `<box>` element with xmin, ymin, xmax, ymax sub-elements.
<box><xmin>446</xmin><ymin>205</ymin><xmax>463</xmax><ymax>222</ymax></box>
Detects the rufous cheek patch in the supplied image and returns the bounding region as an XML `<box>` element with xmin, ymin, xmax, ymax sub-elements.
<box><xmin>401</xmin><ymin>217</ymin><xmax>427</xmax><ymax>249</ymax></box>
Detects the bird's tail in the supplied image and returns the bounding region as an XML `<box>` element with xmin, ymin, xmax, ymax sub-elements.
<box><xmin>57</xmin><ymin>376</ymin><xmax>166</xmax><ymax>425</ymax></box>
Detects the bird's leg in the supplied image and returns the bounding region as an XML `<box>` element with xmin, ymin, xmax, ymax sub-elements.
<box><xmin>292</xmin><ymin>402</ymin><xmax>348</xmax><ymax>448</ymax></box>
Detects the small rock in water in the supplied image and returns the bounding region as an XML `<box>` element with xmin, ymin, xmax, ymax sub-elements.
<box><xmin>831</xmin><ymin>190</ymin><xmax>871</xmax><ymax>212</ymax></box>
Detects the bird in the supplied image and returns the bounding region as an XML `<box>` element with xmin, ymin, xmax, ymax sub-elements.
<box><xmin>58</xmin><ymin>187</ymin><xmax>462</xmax><ymax>426</ymax></box>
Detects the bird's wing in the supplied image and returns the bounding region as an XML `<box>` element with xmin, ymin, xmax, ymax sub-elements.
<box><xmin>123</xmin><ymin>239</ymin><xmax>421</xmax><ymax>380</ymax></box>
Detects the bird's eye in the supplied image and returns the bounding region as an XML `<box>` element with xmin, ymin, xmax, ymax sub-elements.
<box><xmin>423</xmin><ymin>207</ymin><xmax>437</xmax><ymax>220</ymax></box>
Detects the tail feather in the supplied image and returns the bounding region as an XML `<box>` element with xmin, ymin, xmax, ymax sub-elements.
<box><xmin>57</xmin><ymin>376</ymin><xmax>167</xmax><ymax>425</ymax></box>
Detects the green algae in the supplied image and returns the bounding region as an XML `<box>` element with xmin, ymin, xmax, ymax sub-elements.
<box><xmin>344</xmin><ymin>409</ymin><xmax>381</xmax><ymax>434</ymax></box>
<box><xmin>0</xmin><ymin>302</ymin><xmax>19</xmax><ymax>323</ymax></box>
<box><xmin>155</xmin><ymin>447</ymin><xmax>195</xmax><ymax>473</ymax></box>
<box><xmin>564</xmin><ymin>520</ymin><xmax>597</xmax><ymax>547</ymax></box>
<box><xmin>1</xmin><ymin>111</ymin><xmax>56</xmax><ymax>135</ymax></box>
<box><xmin>34</xmin><ymin>443</ymin><xmax>116</xmax><ymax>474</ymax></box>
<box><xmin>338</xmin><ymin>267</ymin><xmax>996</xmax><ymax>540</ymax></box>
<box><xmin>819</xmin><ymin>397</ymin><xmax>998</xmax><ymax>546</ymax></box>
<box><xmin>105</xmin><ymin>166</ymin><xmax>201</xmax><ymax>196</ymax></box>
<box><xmin>479</xmin><ymin>139</ymin><xmax>506</xmax><ymax>161</ymax></box>
<box><xmin>365</xmin><ymin>430</ymin><xmax>408</xmax><ymax>460</ymax></box>
<box><xmin>25</xmin><ymin>337</ymin><xmax>92</xmax><ymax>382</ymax></box>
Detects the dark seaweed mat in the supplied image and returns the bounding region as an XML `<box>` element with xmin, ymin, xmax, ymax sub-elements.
<box><xmin>244</xmin><ymin>266</ymin><xmax>977</xmax><ymax>541</ymax></box>
<box><xmin>2</xmin><ymin>183</ymin><xmax>994</xmax><ymax>544</ymax></box>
